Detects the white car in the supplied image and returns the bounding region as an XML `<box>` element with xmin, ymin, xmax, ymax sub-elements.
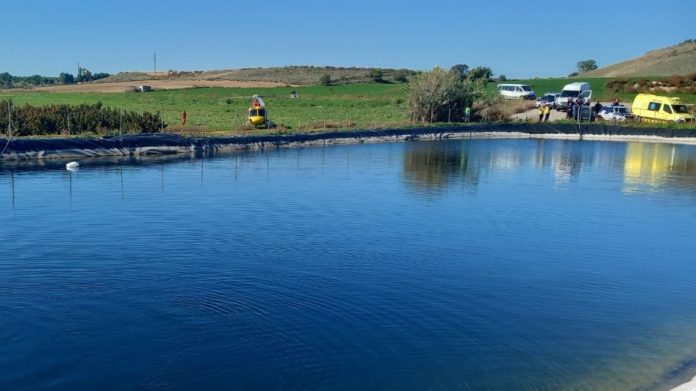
<box><xmin>497</xmin><ymin>84</ymin><xmax>536</xmax><ymax>100</ymax></box>
<box><xmin>536</xmin><ymin>93</ymin><xmax>559</xmax><ymax>108</ymax></box>
<box><xmin>597</xmin><ymin>105</ymin><xmax>632</xmax><ymax>121</ymax></box>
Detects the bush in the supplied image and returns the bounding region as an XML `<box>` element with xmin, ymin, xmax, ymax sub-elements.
<box><xmin>0</xmin><ymin>100</ymin><xmax>166</xmax><ymax>136</ymax></box>
<box><xmin>407</xmin><ymin>67</ymin><xmax>484</xmax><ymax>123</ymax></box>
<box><xmin>319</xmin><ymin>74</ymin><xmax>331</xmax><ymax>86</ymax></box>
<box><xmin>393</xmin><ymin>69</ymin><xmax>410</xmax><ymax>83</ymax></box>
<box><xmin>369</xmin><ymin>69</ymin><xmax>383</xmax><ymax>82</ymax></box>
<box><xmin>467</xmin><ymin>66</ymin><xmax>493</xmax><ymax>80</ymax></box>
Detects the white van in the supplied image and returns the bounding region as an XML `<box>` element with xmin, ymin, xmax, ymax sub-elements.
<box><xmin>556</xmin><ymin>82</ymin><xmax>592</xmax><ymax>110</ymax></box>
<box><xmin>497</xmin><ymin>84</ymin><xmax>536</xmax><ymax>100</ymax></box>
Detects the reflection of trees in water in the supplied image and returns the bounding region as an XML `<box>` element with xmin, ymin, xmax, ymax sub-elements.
<box><xmin>402</xmin><ymin>141</ymin><xmax>480</xmax><ymax>194</ymax></box>
<box><xmin>623</xmin><ymin>143</ymin><xmax>696</xmax><ymax>192</ymax></box>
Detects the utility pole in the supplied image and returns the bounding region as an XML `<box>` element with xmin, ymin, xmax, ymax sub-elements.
<box><xmin>153</xmin><ymin>51</ymin><xmax>157</xmax><ymax>74</ymax></box>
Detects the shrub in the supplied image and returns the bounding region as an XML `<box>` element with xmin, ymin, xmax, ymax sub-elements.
<box><xmin>369</xmin><ymin>69</ymin><xmax>383</xmax><ymax>82</ymax></box>
<box><xmin>393</xmin><ymin>69</ymin><xmax>410</xmax><ymax>83</ymax></box>
<box><xmin>319</xmin><ymin>74</ymin><xmax>331</xmax><ymax>86</ymax></box>
<box><xmin>467</xmin><ymin>66</ymin><xmax>493</xmax><ymax>80</ymax></box>
<box><xmin>407</xmin><ymin>67</ymin><xmax>484</xmax><ymax>123</ymax></box>
<box><xmin>0</xmin><ymin>100</ymin><xmax>166</xmax><ymax>136</ymax></box>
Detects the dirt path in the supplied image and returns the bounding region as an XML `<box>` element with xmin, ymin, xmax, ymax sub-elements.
<box><xmin>512</xmin><ymin>102</ymin><xmax>632</xmax><ymax>122</ymax></box>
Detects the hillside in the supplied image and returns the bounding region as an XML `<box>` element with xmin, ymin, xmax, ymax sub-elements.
<box><xmin>29</xmin><ymin>66</ymin><xmax>415</xmax><ymax>93</ymax></box>
<box><xmin>583</xmin><ymin>40</ymin><xmax>696</xmax><ymax>77</ymax></box>
<box><xmin>98</xmin><ymin>66</ymin><xmax>414</xmax><ymax>86</ymax></box>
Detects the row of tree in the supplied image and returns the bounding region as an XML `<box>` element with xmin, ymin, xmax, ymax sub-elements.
<box><xmin>0</xmin><ymin>69</ymin><xmax>111</xmax><ymax>88</ymax></box>
<box><xmin>0</xmin><ymin>101</ymin><xmax>165</xmax><ymax>136</ymax></box>
<box><xmin>0</xmin><ymin>72</ymin><xmax>58</xmax><ymax>88</ymax></box>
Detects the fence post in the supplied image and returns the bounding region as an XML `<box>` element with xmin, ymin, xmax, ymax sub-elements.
<box><xmin>7</xmin><ymin>100</ymin><xmax>12</xmax><ymax>139</ymax></box>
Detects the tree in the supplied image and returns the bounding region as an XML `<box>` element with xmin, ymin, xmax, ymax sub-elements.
<box><xmin>407</xmin><ymin>66</ymin><xmax>485</xmax><ymax>123</ymax></box>
<box><xmin>60</xmin><ymin>72</ymin><xmax>75</xmax><ymax>84</ymax></box>
<box><xmin>0</xmin><ymin>72</ymin><xmax>12</xmax><ymax>88</ymax></box>
<box><xmin>577</xmin><ymin>59</ymin><xmax>598</xmax><ymax>73</ymax></box>
<box><xmin>450</xmin><ymin>64</ymin><xmax>469</xmax><ymax>78</ymax></box>
<box><xmin>498</xmin><ymin>74</ymin><xmax>507</xmax><ymax>82</ymax></box>
<box><xmin>91</xmin><ymin>72</ymin><xmax>111</xmax><ymax>81</ymax></box>
<box><xmin>77</xmin><ymin>67</ymin><xmax>92</xmax><ymax>82</ymax></box>
<box><xmin>393</xmin><ymin>69</ymin><xmax>410</xmax><ymax>83</ymax></box>
<box><xmin>369</xmin><ymin>69</ymin><xmax>383</xmax><ymax>82</ymax></box>
<box><xmin>29</xmin><ymin>75</ymin><xmax>43</xmax><ymax>85</ymax></box>
<box><xmin>319</xmin><ymin>74</ymin><xmax>332</xmax><ymax>86</ymax></box>
<box><xmin>467</xmin><ymin>66</ymin><xmax>493</xmax><ymax>80</ymax></box>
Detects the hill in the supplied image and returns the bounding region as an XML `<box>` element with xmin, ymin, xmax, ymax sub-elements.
<box><xmin>101</xmin><ymin>66</ymin><xmax>413</xmax><ymax>86</ymax></box>
<box><xmin>583</xmin><ymin>40</ymin><xmax>696</xmax><ymax>77</ymax></box>
<box><xmin>31</xmin><ymin>66</ymin><xmax>415</xmax><ymax>93</ymax></box>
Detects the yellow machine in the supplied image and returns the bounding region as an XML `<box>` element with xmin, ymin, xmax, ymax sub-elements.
<box><xmin>632</xmin><ymin>94</ymin><xmax>694</xmax><ymax>123</ymax></box>
<box><xmin>248</xmin><ymin>95</ymin><xmax>270</xmax><ymax>128</ymax></box>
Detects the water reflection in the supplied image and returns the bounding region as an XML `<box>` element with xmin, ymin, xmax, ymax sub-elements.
<box><xmin>402</xmin><ymin>142</ymin><xmax>479</xmax><ymax>193</ymax></box>
<box><xmin>402</xmin><ymin>140</ymin><xmax>696</xmax><ymax>195</ymax></box>
<box><xmin>3</xmin><ymin>140</ymin><xmax>696</xmax><ymax>205</ymax></box>
<box><xmin>623</xmin><ymin>142</ymin><xmax>696</xmax><ymax>192</ymax></box>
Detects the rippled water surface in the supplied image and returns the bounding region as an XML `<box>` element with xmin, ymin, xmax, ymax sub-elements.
<box><xmin>2</xmin><ymin>139</ymin><xmax>696</xmax><ymax>390</ymax></box>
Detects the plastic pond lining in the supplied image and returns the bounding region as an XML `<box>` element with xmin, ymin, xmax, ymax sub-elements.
<box><xmin>2</xmin><ymin>123</ymin><xmax>696</xmax><ymax>161</ymax></box>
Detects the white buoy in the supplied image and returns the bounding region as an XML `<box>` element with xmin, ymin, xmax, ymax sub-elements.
<box><xmin>66</xmin><ymin>161</ymin><xmax>80</xmax><ymax>171</ymax></box>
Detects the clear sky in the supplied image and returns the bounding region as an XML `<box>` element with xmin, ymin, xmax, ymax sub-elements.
<box><xmin>2</xmin><ymin>0</ymin><xmax>694</xmax><ymax>78</ymax></box>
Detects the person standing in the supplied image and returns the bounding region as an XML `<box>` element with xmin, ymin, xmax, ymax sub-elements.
<box><xmin>543</xmin><ymin>104</ymin><xmax>551</xmax><ymax>122</ymax></box>
<box><xmin>538</xmin><ymin>103</ymin><xmax>545</xmax><ymax>122</ymax></box>
<box><xmin>464</xmin><ymin>106</ymin><xmax>471</xmax><ymax>123</ymax></box>
<box><xmin>566</xmin><ymin>99</ymin><xmax>574</xmax><ymax>120</ymax></box>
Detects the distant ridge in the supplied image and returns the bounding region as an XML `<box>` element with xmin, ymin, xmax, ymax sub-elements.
<box><xmin>97</xmin><ymin>66</ymin><xmax>416</xmax><ymax>86</ymax></box>
<box><xmin>582</xmin><ymin>40</ymin><xmax>696</xmax><ymax>77</ymax></box>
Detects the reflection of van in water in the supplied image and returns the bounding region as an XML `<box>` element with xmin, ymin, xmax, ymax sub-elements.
<box><xmin>632</xmin><ymin>94</ymin><xmax>694</xmax><ymax>123</ymax></box>
<box><xmin>496</xmin><ymin>84</ymin><xmax>536</xmax><ymax>100</ymax></box>
<box><xmin>555</xmin><ymin>82</ymin><xmax>591</xmax><ymax>110</ymax></box>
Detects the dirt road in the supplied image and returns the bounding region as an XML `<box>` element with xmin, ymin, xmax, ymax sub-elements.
<box><xmin>512</xmin><ymin>102</ymin><xmax>632</xmax><ymax>122</ymax></box>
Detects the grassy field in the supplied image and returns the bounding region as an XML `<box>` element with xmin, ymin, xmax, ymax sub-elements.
<box><xmin>2</xmin><ymin>76</ymin><xmax>694</xmax><ymax>136</ymax></box>
<box><xmin>0</xmin><ymin>83</ymin><xmax>411</xmax><ymax>134</ymax></box>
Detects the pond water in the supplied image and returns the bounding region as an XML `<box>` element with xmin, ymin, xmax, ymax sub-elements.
<box><xmin>1</xmin><ymin>139</ymin><xmax>696</xmax><ymax>390</ymax></box>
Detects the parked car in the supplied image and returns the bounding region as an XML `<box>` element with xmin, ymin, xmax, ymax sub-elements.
<box><xmin>536</xmin><ymin>93</ymin><xmax>559</xmax><ymax>108</ymax></box>
<box><xmin>597</xmin><ymin>105</ymin><xmax>632</xmax><ymax>121</ymax></box>
<box><xmin>497</xmin><ymin>84</ymin><xmax>536</xmax><ymax>100</ymax></box>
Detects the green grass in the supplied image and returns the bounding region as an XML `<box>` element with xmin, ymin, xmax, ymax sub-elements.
<box><xmin>1</xmin><ymin>77</ymin><xmax>693</xmax><ymax>136</ymax></box>
<box><xmin>0</xmin><ymin>83</ymin><xmax>411</xmax><ymax>134</ymax></box>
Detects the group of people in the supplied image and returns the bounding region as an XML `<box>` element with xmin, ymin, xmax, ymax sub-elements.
<box><xmin>538</xmin><ymin>97</ymin><xmax>623</xmax><ymax>123</ymax></box>
<box><xmin>566</xmin><ymin>97</ymin><xmax>589</xmax><ymax>120</ymax></box>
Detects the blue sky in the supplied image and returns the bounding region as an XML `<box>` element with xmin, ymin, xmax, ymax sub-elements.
<box><xmin>2</xmin><ymin>0</ymin><xmax>694</xmax><ymax>78</ymax></box>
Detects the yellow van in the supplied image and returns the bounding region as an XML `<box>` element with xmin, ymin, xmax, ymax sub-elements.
<box><xmin>632</xmin><ymin>94</ymin><xmax>694</xmax><ymax>123</ymax></box>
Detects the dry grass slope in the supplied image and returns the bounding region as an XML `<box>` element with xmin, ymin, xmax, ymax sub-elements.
<box><xmin>97</xmin><ymin>66</ymin><xmax>414</xmax><ymax>86</ymax></box>
<box><xmin>583</xmin><ymin>41</ymin><xmax>696</xmax><ymax>77</ymax></box>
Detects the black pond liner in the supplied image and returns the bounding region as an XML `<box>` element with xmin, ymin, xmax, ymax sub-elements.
<box><xmin>2</xmin><ymin>123</ymin><xmax>696</xmax><ymax>163</ymax></box>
